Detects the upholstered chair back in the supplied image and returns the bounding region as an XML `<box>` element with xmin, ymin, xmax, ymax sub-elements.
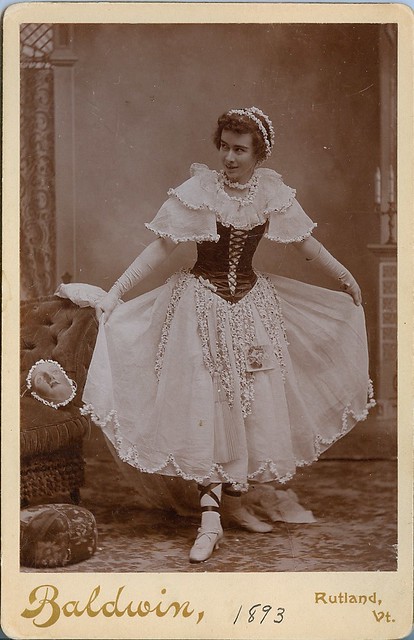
<box><xmin>21</xmin><ymin>296</ymin><xmax>98</xmax><ymax>409</ymax></box>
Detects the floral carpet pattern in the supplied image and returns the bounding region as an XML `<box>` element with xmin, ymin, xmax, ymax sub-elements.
<box><xmin>21</xmin><ymin>440</ymin><xmax>397</xmax><ymax>573</ymax></box>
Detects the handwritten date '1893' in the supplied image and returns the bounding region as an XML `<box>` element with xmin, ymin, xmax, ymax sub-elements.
<box><xmin>233</xmin><ymin>604</ymin><xmax>285</xmax><ymax>625</ymax></box>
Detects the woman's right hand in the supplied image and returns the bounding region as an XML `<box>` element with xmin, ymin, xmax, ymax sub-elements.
<box><xmin>95</xmin><ymin>290</ymin><xmax>120</xmax><ymax>322</ymax></box>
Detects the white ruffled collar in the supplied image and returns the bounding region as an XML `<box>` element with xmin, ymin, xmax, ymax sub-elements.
<box><xmin>167</xmin><ymin>163</ymin><xmax>296</xmax><ymax>231</ymax></box>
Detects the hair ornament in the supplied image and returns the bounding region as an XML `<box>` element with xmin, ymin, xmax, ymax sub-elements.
<box><xmin>26</xmin><ymin>358</ymin><xmax>77</xmax><ymax>409</ymax></box>
<box><xmin>248</xmin><ymin>107</ymin><xmax>275</xmax><ymax>148</ymax></box>
<box><xmin>227</xmin><ymin>107</ymin><xmax>274</xmax><ymax>159</ymax></box>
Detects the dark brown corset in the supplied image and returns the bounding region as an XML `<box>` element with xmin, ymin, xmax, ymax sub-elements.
<box><xmin>191</xmin><ymin>221</ymin><xmax>267</xmax><ymax>303</ymax></box>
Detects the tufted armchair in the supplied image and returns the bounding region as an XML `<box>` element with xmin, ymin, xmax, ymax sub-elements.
<box><xmin>21</xmin><ymin>296</ymin><xmax>98</xmax><ymax>505</ymax></box>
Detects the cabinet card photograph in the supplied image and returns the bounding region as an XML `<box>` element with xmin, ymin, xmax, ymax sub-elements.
<box><xmin>2</xmin><ymin>3</ymin><xmax>413</xmax><ymax>639</ymax></box>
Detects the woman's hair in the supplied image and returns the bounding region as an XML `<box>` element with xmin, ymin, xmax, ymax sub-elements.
<box><xmin>213</xmin><ymin>109</ymin><xmax>273</xmax><ymax>162</ymax></box>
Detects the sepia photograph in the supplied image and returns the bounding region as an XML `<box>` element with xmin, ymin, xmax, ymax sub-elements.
<box><xmin>2</xmin><ymin>4</ymin><xmax>413</xmax><ymax>639</ymax></box>
<box><xmin>18</xmin><ymin>19</ymin><xmax>396</xmax><ymax>573</ymax></box>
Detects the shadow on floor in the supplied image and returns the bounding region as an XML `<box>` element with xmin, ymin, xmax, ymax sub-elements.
<box><xmin>21</xmin><ymin>419</ymin><xmax>397</xmax><ymax>573</ymax></box>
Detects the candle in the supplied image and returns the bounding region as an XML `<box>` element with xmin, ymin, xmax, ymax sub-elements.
<box><xmin>375</xmin><ymin>167</ymin><xmax>381</xmax><ymax>205</ymax></box>
<box><xmin>389</xmin><ymin>165</ymin><xmax>395</xmax><ymax>203</ymax></box>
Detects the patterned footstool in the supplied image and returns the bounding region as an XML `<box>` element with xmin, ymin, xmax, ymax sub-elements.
<box><xmin>20</xmin><ymin>504</ymin><xmax>98</xmax><ymax>568</ymax></box>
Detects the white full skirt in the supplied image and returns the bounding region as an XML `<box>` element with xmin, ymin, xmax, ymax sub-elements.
<box><xmin>75</xmin><ymin>271</ymin><xmax>374</xmax><ymax>491</ymax></box>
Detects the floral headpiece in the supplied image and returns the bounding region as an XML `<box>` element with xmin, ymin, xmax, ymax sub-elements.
<box><xmin>26</xmin><ymin>359</ymin><xmax>77</xmax><ymax>409</ymax></box>
<box><xmin>227</xmin><ymin>107</ymin><xmax>275</xmax><ymax>159</ymax></box>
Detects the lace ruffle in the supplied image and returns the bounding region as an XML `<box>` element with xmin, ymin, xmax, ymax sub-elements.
<box><xmin>166</xmin><ymin>187</ymin><xmax>208</xmax><ymax>212</ymax></box>
<box><xmin>144</xmin><ymin>222</ymin><xmax>219</xmax><ymax>244</ymax></box>
<box><xmin>80</xmin><ymin>404</ymin><xmax>249</xmax><ymax>490</ymax></box>
<box><xmin>264</xmin><ymin>223</ymin><xmax>317</xmax><ymax>244</ymax></box>
<box><xmin>263</xmin><ymin>178</ymin><xmax>296</xmax><ymax>215</ymax></box>
<box><xmin>81</xmin><ymin>377</ymin><xmax>375</xmax><ymax>490</ymax></box>
<box><xmin>314</xmin><ymin>379</ymin><xmax>376</xmax><ymax>455</ymax></box>
<box><xmin>167</xmin><ymin>187</ymin><xmax>268</xmax><ymax>231</ymax></box>
<box><xmin>215</xmin><ymin>210</ymin><xmax>268</xmax><ymax>231</ymax></box>
<box><xmin>146</xmin><ymin>164</ymin><xmax>316</xmax><ymax>241</ymax></box>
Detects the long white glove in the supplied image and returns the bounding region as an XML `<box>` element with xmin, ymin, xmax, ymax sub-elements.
<box><xmin>96</xmin><ymin>237</ymin><xmax>177</xmax><ymax>321</ymax></box>
<box><xmin>296</xmin><ymin>238</ymin><xmax>362</xmax><ymax>305</ymax></box>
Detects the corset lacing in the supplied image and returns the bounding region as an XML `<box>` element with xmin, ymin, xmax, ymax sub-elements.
<box><xmin>227</xmin><ymin>228</ymin><xmax>249</xmax><ymax>296</ymax></box>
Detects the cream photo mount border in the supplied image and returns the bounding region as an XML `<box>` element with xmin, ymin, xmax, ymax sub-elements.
<box><xmin>2</xmin><ymin>4</ymin><xmax>413</xmax><ymax>640</ymax></box>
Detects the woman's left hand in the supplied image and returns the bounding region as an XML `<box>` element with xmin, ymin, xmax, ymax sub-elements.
<box><xmin>339</xmin><ymin>277</ymin><xmax>362</xmax><ymax>306</ymax></box>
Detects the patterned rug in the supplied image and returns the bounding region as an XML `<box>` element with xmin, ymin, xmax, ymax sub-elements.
<box><xmin>21</xmin><ymin>445</ymin><xmax>397</xmax><ymax>573</ymax></box>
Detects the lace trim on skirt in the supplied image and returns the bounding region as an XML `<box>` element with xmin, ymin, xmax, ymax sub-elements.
<box><xmin>81</xmin><ymin>379</ymin><xmax>376</xmax><ymax>490</ymax></box>
<box><xmin>154</xmin><ymin>271</ymin><xmax>289</xmax><ymax>418</ymax></box>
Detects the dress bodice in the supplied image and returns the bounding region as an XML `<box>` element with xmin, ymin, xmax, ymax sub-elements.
<box><xmin>191</xmin><ymin>221</ymin><xmax>266</xmax><ymax>303</ymax></box>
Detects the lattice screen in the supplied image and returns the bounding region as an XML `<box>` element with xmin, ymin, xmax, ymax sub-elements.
<box><xmin>20</xmin><ymin>23</ymin><xmax>54</xmax><ymax>68</ymax></box>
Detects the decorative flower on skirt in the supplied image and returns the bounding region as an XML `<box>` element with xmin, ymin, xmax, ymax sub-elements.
<box><xmin>246</xmin><ymin>345</ymin><xmax>269</xmax><ymax>369</ymax></box>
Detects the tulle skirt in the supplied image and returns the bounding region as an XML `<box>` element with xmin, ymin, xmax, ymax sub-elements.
<box><xmin>80</xmin><ymin>271</ymin><xmax>375</xmax><ymax>490</ymax></box>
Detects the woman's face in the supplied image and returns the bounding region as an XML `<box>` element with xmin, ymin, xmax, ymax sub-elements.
<box><xmin>31</xmin><ymin>361</ymin><xmax>74</xmax><ymax>405</ymax></box>
<box><xmin>219</xmin><ymin>129</ymin><xmax>258</xmax><ymax>184</ymax></box>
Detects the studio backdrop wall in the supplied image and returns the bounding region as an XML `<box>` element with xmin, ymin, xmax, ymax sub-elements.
<box><xmin>22</xmin><ymin>22</ymin><xmax>398</xmax><ymax>456</ymax></box>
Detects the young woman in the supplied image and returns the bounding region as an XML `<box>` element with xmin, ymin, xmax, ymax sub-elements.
<box><xmin>60</xmin><ymin>107</ymin><xmax>374</xmax><ymax>563</ymax></box>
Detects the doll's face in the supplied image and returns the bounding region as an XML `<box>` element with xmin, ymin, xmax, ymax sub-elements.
<box><xmin>30</xmin><ymin>361</ymin><xmax>75</xmax><ymax>406</ymax></box>
<box><xmin>219</xmin><ymin>129</ymin><xmax>258</xmax><ymax>184</ymax></box>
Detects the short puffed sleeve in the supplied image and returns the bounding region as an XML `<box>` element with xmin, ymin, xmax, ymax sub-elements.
<box><xmin>145</xmin><ymin>165</ymin><xmax>219</xmax><ymax>243</ymax></box>
<box><xmin>259</xmin><ymin>169</ymin><xmax>317</xmax><ymax>243</ymax></box>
